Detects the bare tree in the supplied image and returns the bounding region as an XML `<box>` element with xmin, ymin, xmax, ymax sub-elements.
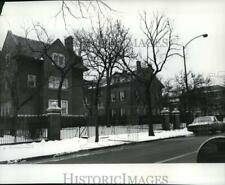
<box><xmin>0</xmin><ymin>1</ymin><xmax>113</xmax><ymax>17</ymax></box>
<box><xmin>161</xmin><ymin>78</ymin><xmax>174</xmax><ymax>108</ymax></box>
<box><xmin>174</xmin><ymin>70</ymin><xmax>211</xmax><ymax>92</ymax></box>
<box><xmin>122</xmin><ymin>11</ymin><xmax>179</xmax><ymax>136</ymax></box>
<box><xmin>74</xmin><ymin>17</ymin><xmax>135</xmax><ymax>140</ymax></box>
<box><xmin>74</xmin><ymin>28</ymin><xmax>106</xmax><ymax>142</ymax></box>
<box><xmin>174</xmin><ymin>70</ymin><xmax>212</xmax><ymax>116</ymax></box>
<box><xmin>56</xmin><ymin>1</ymin><xmax>114</xmax><ymax>27</ymax></box>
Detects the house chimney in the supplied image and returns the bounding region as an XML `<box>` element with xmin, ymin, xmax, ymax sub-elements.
<box><xmin>65</xmin><ymin>36</ymin><xmax>73</xmax><ymax>52</ymax></box>
<box><xmin>136</xmin><ymin>61</ymin><xmax>141</xmax><ymax>71</ymax></box>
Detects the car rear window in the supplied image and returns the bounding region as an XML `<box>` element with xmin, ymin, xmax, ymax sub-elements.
<box><xmin>194</xmin><ymin>116</ymin><xmax>213</xmax><ymax>123</ymax></box>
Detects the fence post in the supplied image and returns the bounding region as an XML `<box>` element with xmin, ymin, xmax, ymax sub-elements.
<box><xmin>161</xmin><ymin>107</ymin><xmax>170</xmax><ymax>130</ymax></box>
<box><xmin>172</xmin><ymin>107</ymin><xmax>180</xmax><ymax>130</ymax></box>
<box><xmin>46</xmin><ymin>102</ymin><xmax>61</xmax><ymax>140</ymax></box>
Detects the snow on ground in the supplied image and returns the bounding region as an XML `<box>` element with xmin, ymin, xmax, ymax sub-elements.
<box><xmin>0</xmin><ymin>128</ymin><xmax>193</xmax><ymax>162</ymax></box>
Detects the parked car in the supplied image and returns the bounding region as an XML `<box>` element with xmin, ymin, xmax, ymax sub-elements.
<box><xmin>187</xmin><ymin>116</ymin><xmax>225</xmax><ymax>135</ymax></box>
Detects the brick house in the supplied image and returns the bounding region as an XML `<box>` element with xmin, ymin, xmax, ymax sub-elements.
<box><xmin>84</xmin><ymin>61</ymin><xmax>164</xmax><ymax>125</ymax></box>
<box><xmin>0</xmin><ymin>30</ymin><xmax>87</xmax><ymax>116</ymax></box>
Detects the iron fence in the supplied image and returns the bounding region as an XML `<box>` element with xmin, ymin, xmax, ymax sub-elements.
<box><xmin>0</xmin><ymin>114</ymin><xmax>165</xmax><ymax>145</ymax></box>
<box><xmin>0</xmin><ymin>115</ymin><xmax>48</xmax><ymax>145</ymax></box>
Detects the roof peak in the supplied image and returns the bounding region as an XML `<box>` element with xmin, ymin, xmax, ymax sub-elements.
<box><xmin>10</xmin><ymin>31</ymin><xmax>44</xmax><ymax>44</ymax></box>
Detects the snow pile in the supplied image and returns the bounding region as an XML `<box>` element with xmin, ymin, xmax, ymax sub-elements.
<box><xmin>0</xmin><ymin>128</ymin><xmax>193</xmax><ymax>162</ymax></box>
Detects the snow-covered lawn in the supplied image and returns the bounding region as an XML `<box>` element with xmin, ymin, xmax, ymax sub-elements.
<box><xmin>0</xmin><ymin>128</ymin><xmax>193</xmax><ymax>163</ymax></box>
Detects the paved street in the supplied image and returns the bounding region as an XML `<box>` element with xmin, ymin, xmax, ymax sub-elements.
<box><xmin>43</xmin><ymin>133</ymin><xmax>225</xmax><ymax>164</ymax></box>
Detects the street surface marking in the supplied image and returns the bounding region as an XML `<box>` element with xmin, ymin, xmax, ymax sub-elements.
<box><xmin>155</xmin><ymin>151</ymin><xmax>198</xmax><ymax>163</ymax></box>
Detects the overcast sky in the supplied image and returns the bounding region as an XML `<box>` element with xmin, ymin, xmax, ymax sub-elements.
<box><xmin>0</xmin><ymin>0</ymin><xmax>224</xmax><ymax>85</ymax></box>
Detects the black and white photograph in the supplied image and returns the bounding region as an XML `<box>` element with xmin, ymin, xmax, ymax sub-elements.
<box><xmin>0</xmin><ymin>0</ymin><xmax>225</xmax><ymax>184</ymax></box>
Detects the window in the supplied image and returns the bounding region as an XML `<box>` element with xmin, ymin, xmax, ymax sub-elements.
<box><xmin>119</xmin><ymin>91</ymin><xmax>126</xmax><ymax>101</ymax></box>
<box><xmin>48</xmin><ymin>99</ymin><xmax>68</xmax><ymax>114</ymax></box>
<box><xmin>1</xmin><ymin>102</ymin><xmax>11</xmax><ymax>116</ymax></box>
<box><xmin>61</xmin><ymin>100</ymin><xmax>68</xmax><ymax>114</ymax></box>
<box><xmin>49</xmin><ymin>76</ymin><xmax>68</xmax><ymax>90</ymax></box>
<box><xmin>111</xmin><ymin>93</ymin><xmax>116</xmax><ymax>102</ymax></box>
<box><xmin>112</xmin><ymin>109</ymin><xmax>116</xmax><ymax>117</ymax></box>
<box><xmin>48</xmin><ymin>100</ymin><xmax>57</xmax><ymax>108</ymax></box>
<box><xmin>49</xmin><ymin>76</ymin><xmax>58</xmax><ymax>89</ymax></box>
<box><xmin>97</xmin><ymin>102</ymin><xmax>104</xmax><ymax>110</ymax></box>
<box><xmin>27</xmin><ymin>74</ymin><xmax>36</xmax><ymax>88</ymax></box>
<box><xmin>84</xmin><ymin>97</ymin><xmax>89</xmax><ymax>106</ymax></box>
<box><xmin>62</xmin><ymin>79</ymin><xmax>68</xmax><ymax>89</ymax></box>
<box><xmin>52</xmin><ymin>53</ymin><xmax>65</xmax><ymax>68</ymax></box>
<box><xmin>120</xmin><ymin>107</ymin><xmax>126</xmax><ymax>116</ymax></box>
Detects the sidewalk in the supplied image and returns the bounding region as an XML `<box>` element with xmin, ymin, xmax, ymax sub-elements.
<box><xmin>0</xmin><ymin>128</ymin><xmax>193</xmax><ymax>163</ymax></box>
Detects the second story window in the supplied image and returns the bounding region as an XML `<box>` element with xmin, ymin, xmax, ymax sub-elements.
<box><xmin>52</xmin><ymin>53</ymin><xmax>65</xmax><ymax>68</ymax></box>
<box><xmin>62</xmin><ymin>79</ymin><xmax>68</xmax><ymax>89</ymax></box>
<box><xmin>49</xmin><ymin>76</ymin><xmax>68</xmax><ymax>90</ymax></box>
<box><xmin>119</xmin><ymin>91</ymin><xmax>126</xmax><ymax>101</ymax></box>
<box><xmin>27</xmin><ymin>74</ymin><xmax>36</xmax><ymax>88</ymax></box>
<box><xmin>111</xmin><ymin>93</ymin><xmax>116</xmax><ymax>102</ymax></box>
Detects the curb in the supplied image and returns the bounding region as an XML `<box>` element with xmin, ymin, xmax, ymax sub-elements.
<box><xmin>0</xmin><ymin>134</ymin><xmax>192</xmax><ymax>164</ymax></box>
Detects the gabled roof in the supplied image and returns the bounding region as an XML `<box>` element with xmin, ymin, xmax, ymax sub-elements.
<box><xmin>3</xmin><ymin>31</ymin><xmax>88</xmax><ymax>70</ymax></box>
<box><xmin>5</xmin><ymin>30</ymin><xmax>47</xmax><ymax>59</ymax></box>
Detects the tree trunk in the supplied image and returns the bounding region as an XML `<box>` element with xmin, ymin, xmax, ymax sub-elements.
<box><xmin>94</xmin><ymin>86</ymin><xmax>100</xmax><ymax>142</ymax></box>
<box><xmin>11</xmin><ymin>110</ymin><xmax>18</xmax><ymax>138</ymax></box>
<box><xmin>94</xmin><ymin>109</ymin><xmax>99</xmax><ymax>142</ymax></box>
<box><xmin>145</xmin><ymin>85</ymin><xmax>155</xmax><ymax>136</ymax></box>
<box><xmin>105</xmin><ymin>76</ymin><xmax>111</xmax><ymax>127</ymax></box>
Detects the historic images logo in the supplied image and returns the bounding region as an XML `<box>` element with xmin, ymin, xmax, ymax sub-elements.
<box><xmin>63</xmin><ymin>173</ymin><xmax>168</xmax><ymax>184</ymax></box>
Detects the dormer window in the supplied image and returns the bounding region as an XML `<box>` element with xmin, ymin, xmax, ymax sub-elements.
<box><xmin>51</xmin><ymin>53</ymin><xmax>65</xmax><ymax>68</ymax></box>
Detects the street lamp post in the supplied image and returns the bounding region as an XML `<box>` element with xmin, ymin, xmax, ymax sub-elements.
<box><xmin>182</xmin><ymin>34</ymin><xmax>208</xmax><ymax>92</ymax></box>
<box><xmin>182</xmin><ymin>34</ymin><xmax>208</xmax><ymax>124</ymax></box>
